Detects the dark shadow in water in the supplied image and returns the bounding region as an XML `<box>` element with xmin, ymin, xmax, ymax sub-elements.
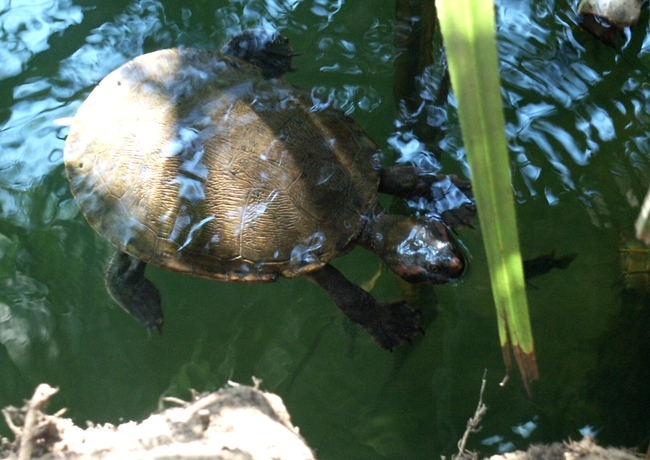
<box><xmin>583</xmin><ymin>283</ymin><xmax>650</xmax><ymax>450</ymax></box>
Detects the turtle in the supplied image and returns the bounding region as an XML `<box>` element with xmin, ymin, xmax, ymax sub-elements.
<box><xmin>63</xmin><ymin>30</ymin><xmax>475</xmax><ymax>350</ymax></box>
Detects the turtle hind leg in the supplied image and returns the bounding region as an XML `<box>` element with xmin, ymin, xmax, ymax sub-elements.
<box><xmin>305</xmin><ymin>264</ymin><xmax>421</xmax><ymax>350</ymax></box>
<box><xmin>104</xmin><ymin>250</ymin><xmax>164</xmax><ymax>335</ymax></box>
<box><xmin>221</xmin><ymin>30</ymin><xmax>296</xmax><ymax>79</ymax></box>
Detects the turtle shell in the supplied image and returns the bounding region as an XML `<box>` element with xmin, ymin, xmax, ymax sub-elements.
<box><xmin>64</xmin><ymin>48</ymin><xmax>381</xmax><ymax>282</ymax></box>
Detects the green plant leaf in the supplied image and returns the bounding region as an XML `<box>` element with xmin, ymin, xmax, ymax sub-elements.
<box><xmin>436</xmin><ymin>0</ymin><xmax>539</xmax><ymax>393</ymax></box>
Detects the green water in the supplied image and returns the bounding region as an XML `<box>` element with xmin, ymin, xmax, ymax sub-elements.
<box><xmin>1</xmin><ymin>0</ymin><xmax>649</xmax><ymax>458</ymax></box>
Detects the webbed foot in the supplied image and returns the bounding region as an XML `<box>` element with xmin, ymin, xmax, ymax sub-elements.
<box><xmin>221</xmin><ymin>30</ymin><xmax>296</xmax><ymax>79</ymax></box>
<box><xmin>363</xmin><ymin>300</ymin><xmax>422</xmax><ymax>351</ymax></box>
<box><xmin>305</xmin><ymin>264</ymin><xmax>423</xmax><ymax>350</ymax></box>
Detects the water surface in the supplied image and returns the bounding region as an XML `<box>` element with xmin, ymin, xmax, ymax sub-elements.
<box><xmin>1</xmin><ymin>0</ymin><xmax>649</xmax><ymax>458</ymax></box>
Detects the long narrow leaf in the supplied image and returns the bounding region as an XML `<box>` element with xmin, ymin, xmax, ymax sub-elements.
<box><xmin>436</xmin><ymin>0</ymin><xmax>539</xmax><ymax>392</ymax></box>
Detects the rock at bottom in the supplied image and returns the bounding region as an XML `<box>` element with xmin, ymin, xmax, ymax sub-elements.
<box><xmin>1</xmin><ymin>382</ymin><xmax>315</xmax><ymax>460</ymax></box>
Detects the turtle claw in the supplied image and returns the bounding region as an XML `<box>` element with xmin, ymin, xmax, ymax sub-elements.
<box><xmin>364</xmin><ymin>301</ymin><xmax>422</xmax><ymax>351</ymax></box>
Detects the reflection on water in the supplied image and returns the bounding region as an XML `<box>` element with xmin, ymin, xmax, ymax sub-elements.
<box><xmin>0</xmin><ymin>269</ymin><xmax>56</xmax><ymax>370</ymax></box>
<box><xmin>495</xmin><ymin>1</ymin><xmax>650</xmax><ymax>216</ymax></box>
<box><xmin>0</xmin><ymin>0</ymin><xmax>82</xmax><ymax>79</ymax></box>
<box><xmin>1</xmin><ymin>0</ymin><xmax>169</xmax><ymax>231</ymax></box>
<box><xmin>0</xmin><ymin>0</ymin><xmax>650</xmax><ymax>457</ymax></box>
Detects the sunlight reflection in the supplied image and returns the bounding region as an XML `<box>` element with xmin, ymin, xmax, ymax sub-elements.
<box><xmin>0</xmin><ymin>0</ymin><xmax>82</xmax><ymax>80</ymax></box>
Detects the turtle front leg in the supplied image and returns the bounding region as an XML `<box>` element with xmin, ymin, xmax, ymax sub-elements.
<box><xmin>379</xmin><ymin>165</ymin><xmax>476</xmax><ymax>229</ymax></box>
<box><xmin>104</xmin><ymin>250</ymin><xmax>164</xmax><ymax>334</ymax></box>
<box><xmin>305</xmin><ymin>264</ymin><xmax>421</xmax><ymax>350</ymax></box>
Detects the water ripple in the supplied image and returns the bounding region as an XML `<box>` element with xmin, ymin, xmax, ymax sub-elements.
<box><xmin>0</xmin><ymin>0</ymin><xmax>167</xmax><ymax>228</ymax></box>
<box><xmin>0</xmin><ymin>0</ymin><xmax>83</xmax><ymax>80</ymax></box>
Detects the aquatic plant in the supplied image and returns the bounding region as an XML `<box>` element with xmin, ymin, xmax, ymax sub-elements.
<box><xmin>437</xmin><ymin>0</ymin><xmax>538</xmax><ymax>393</ymax></box>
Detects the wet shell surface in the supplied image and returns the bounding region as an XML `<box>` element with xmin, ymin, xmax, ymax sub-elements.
<box><xmin>64</xmin><ymin>48</ymin><xmax>381</xmax><ymax>282</ymax></box>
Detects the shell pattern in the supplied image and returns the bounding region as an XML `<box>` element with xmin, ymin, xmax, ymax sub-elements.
<box><xmin>64</xmin><ymin>48</ymin><xmax>381</xmax><ymax>282</ymax></box>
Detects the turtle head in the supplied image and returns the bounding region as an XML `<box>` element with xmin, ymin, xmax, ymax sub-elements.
<box><xmin>367</xmin><ymin>215</ymin><xmax>466</xmax><ymax>284</ymax></box>
<box><xmin>221</xmin><ymin>29</ymin><xmax>298</xmax><ymax>79</ymax></box>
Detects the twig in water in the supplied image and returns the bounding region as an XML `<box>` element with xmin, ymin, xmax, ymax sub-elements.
<box><xmin>1</xmin><ymin>408</ymin><xmax>21</xmax><ymax>436</ymax></box>
<box><xmin>454</xmin><ymin>369</ymin><xmax>488</xmax><ymax>460</ymax></box>
<box><xmin>17</xmin><ymin>384</ymin><xmax>59</xmax><ymax>460</ymax></box>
